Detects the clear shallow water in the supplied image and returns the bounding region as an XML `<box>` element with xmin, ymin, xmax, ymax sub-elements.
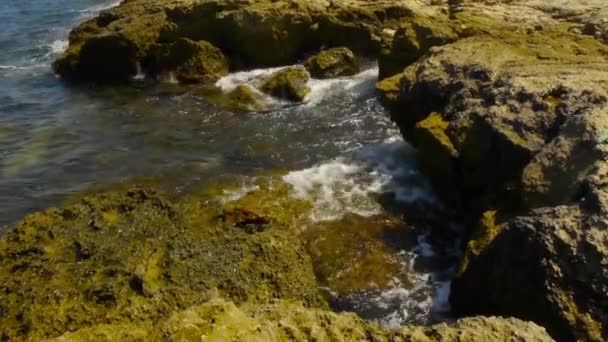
<box><xmin>0</xmin><ymin>0</ymin><xmax>459</xmax><ymax>327</ymax></box>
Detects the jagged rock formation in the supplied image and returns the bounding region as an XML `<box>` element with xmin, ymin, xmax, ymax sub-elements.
<box><xmin>376</xmin><ymin>2</ymin><xmax>608</xmax><ymax>341</ymax></box>
<box><xmin>51</xmin><ymin>298</ymin><xmax>554</xmax><ymax>341</ymax></box>
<box><xmin>53</xmin><ymin>0</ymin><xmax>442</xmax><ymax>82</ymax></box>
<box><xmin>0</xmin><ymin>188</ymin><xmax>324</xmax><ymax>340</ymax></box>
<box><xmin>39</xmin><ymin>0</ymin><xmax>608</xmax><ymax>340</ymax></box>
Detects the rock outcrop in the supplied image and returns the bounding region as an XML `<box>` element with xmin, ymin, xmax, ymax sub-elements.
<box><xmin>377</xmin><ymin>2</ymin><xmax>608</xmax><ymax>341</ymax></box>
<box><xmin>0</xmin><ymin>188</ymin><xmax>324</xmax><ymax>340</ymax></box>
<box><xmin>304</xmin><ymin>47</ymin><xmax>360</xmax><ymax>79</ymax></box>
<box><xmin>224</xmin><ymin>85</ymin><xmax>268</xmax><ymax>112</ymax></box>
<box><xmin>452</xmin><ymin>186</ymin><xmax>608</xmax><ymax>342</ymax></box>
<box><xmin>258</xmin><ymin>66</ymin><xmax>311</xmax><ymax>102</ymax></box>
<box><xmin>51</xmin><ymin>298</ymin><xmax>554</xmax><ymax>341</ymax></box>
<box><xmin>54</xmin><ymin>0</ymin><xmax>442</xmax><ymax>82</ymax></box>
<box><xmin>147</xmin><ymin>37</ymin><xmax>229</xmax><ymax>83</ymax></box>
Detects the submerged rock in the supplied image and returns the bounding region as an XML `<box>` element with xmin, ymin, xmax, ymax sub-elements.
<box><xmin>304</xmin><ymin>47</ymin><xmax>360</xmax><ymax>79</ymax></box>
<box><xmin>148</xmin><ymin>37</ymin><xmax>229</xmax><ymax>83</ymax></box>
<box><xmin>258</xmin><ymin>66</ymin><xmax>311</xmax><ymax>102</ymax></box>
<box><xmin>224</xmin><ymin>85</ymin><xmax>267</xmax><ymax>112</ymax></box>
<box><xmin>51</xmin><ymin>297</ymin><xmax>554</xmax><ymax>341</ymax></box>
<box><xmin>0</xmin><ymin>188</ymin><xmax>324</xmax><ymax>340</ymax></box>
<box><xmin>303</xmin><ymin>214</ymin><xmax>413</xmax><ymax>295</ymax></box>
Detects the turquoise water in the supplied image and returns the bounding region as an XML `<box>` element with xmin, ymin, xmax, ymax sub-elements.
<box><xmin>0</xmin><ymin>0</ymin><xmax>458</xmax><ymax>326</ymax></box>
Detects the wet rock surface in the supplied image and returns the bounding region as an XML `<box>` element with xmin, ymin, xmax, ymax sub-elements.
<box><xmin>50</xmin><ymin>297</ymin><xmax>554</xmax><ymax>341</ymax></box>
<box><xmin>147</xmin><ymin>37</ymin><xmax>229</xmax><ymax>83</ymax></box>
<box><xmin>0</xmin><ymin>188</ymin><xmax>324</xmax><ymax>340</ymax></box>
<box><xmin>258</xmin><ymin>66</ymin><xmax>311</xmax><ymax>102</ymax></box>
<box><xmin>377</xmin><ymin>2</ymin><xmax>608</xmax><ymax>341</ymax></box>
<box><xmin>304</xmin><ymin>47</ymin><xmax>360</xmax><ymax>79</ymax></box>
<box><xmin>30</xmin><ymin>0</ymin><xmax>608</xmax><ymax>340</ymax></box>
<box><xmin>54</xmin><ymin>0</ymin><xmax>441</xmax><ymax>83</ymax></box>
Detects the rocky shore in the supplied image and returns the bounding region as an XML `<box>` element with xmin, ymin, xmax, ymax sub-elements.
<box><xmin>1</xmin><ymin>0</ymin><xmax>606</xmax><ymax>340</ymax></box>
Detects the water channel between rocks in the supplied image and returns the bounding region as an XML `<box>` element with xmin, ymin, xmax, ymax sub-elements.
<box><xmin>0</xmin><ymin>0</ymin><xmax>462</xmax><ymax>328</ymax></box>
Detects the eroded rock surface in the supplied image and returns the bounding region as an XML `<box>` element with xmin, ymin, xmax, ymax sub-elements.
<box><xmin>0</xmin><ymin>188</ymin><xmax>324</xmax><ymax>340</ymax></box>
<box><xmin>51</xmin><ymin>297</ymin><xmax>554</xmax><ymax>342</ymax></box>
<box><xmin>377</xmin><ymin>3</ymin><xmax>608</xmax><ymax>341</ymax></box>
<box><xmin>54</xmin><ymin>0</ymin><xmax>445</xmax><ymax>82</ymax></box>
<box><xmin>452</xmin><ymin>191</ymin><xmax>608</xmax><ymax>342</ymax></box>
<box><xmin>258</xmin><ymin>66</ymin><xmax>311</xmax><ymax>102</ymax></box>
<box><xmin>304</xmin><ymin>47</ymin><xmax>360</xmax><ymax>79</ymax></box>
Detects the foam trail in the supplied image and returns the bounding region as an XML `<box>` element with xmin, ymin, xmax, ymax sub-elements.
<box><xmin>215</xmin><ymin>66</ymin><xmax>287</xmax><ymax>91</ymax></box>
<box><xmin>283</xmin><ymin>139</ymin><xmax>438</xmax><ymax>222</ymax></box>
<box><xmin>79</xmin><ymin>0</ymin><xmax>123</xmax><ymax>13</ymax></box>
<box><xmin>49</xmin><ymin>40</ymin><xmax>68</xmax><ymax>54</ymax></box>
<box><xmin>304</xmin><ymin>66</ymin><xmax>379</xmax><ymax>106</ymax></box>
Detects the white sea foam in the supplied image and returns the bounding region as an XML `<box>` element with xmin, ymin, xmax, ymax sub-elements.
<box><xmin>215</xmin><ymin>66</ymin><xmax>287</xmax><ymax>91</ymax></box>
<box><xmin>304</xmin><ymin>66</ymin><xmax>378</xmax><ymax>106</ymax></box>
<box><xmin>49</xmin><ymin>40</ymin><xmax>68</xmax><ymax>54</ymax></box>
<box><xmin>331</xmin><ymin>232</ymin><xmax>454</xmax><ymax>328</ymax></box>
<box><xmin>216</xmin><ymin>64</ymin><xmax>378</xmax><ymax>108</ymax></box>
<box><xmin>0</xmin><ymin>65</ymin><xmax>21</xmax><ymax>70</ymax></box>
<box><xmin>79</xmin><ymin>0</ymin><xmax>123</xmax><ymax>13</ymax></box>
<box><xmin>282</xmin><ymin>139</ymin><xmax>438</xmax><ymax>222</ymax></box>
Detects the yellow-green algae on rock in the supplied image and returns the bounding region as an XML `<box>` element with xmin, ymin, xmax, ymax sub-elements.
<box><xmin>303</xmin><ymin>214</ymin><xmax>414</xmax><ymax>295</ymax></box>
<box><xmin>304</xmin><ymin>47</ymin><xmax>360</xmax><ymax>79</ymax></box>
<box><xmin>259</xmin><ymin>66</ymin><xmax>311</xmax><ymax>102</ymax></box>
<box><xmin>53</xmin><ymin>0</ymin><xmax>434</xmax><ymax>82</ymax></box>
<box><xmin>50</xmin><ymin>297</ymin><xmax>554</xmax><ymax>342</ymax></box>
<box><xmin>0</xmin><ymin>188</ymin><xmax>324</xmax><ymax>340</ymax></box>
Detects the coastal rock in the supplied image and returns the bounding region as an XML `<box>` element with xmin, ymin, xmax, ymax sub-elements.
<box><xmin>303</xmin><ymin>214</ymin><xmax>413</xmax><ymax>295</ymax></box>
<box><xmin>224</xmin><ymin>85</ymin><xmax>267</xmax><ymax>112</ymax></box>
<box><xmin>304</xmin><ymin>47</ymin><xmax>360</xmax><ymax>79</ymax></box>
<box><xmin>53</xmin><ymin>0</ymin><xmax>444</xmax><ymax>82</ymax></box>
<box><xmin>378</xmin><ymin>31</ymin><xmax>608</xmax><ymax>214</ymax></box>
<box><xmin>148</xmin><ymin>37</ymin><xmax>229</xmax><ymax>83</ymax></box>
<box><xmin>0</xmin><ymin>188</ymin><xmax>324</xmax><ymax>340</ymax></box>
<box><xmin>51</xmin><ymin>297</ymin><xmax>554</xmax><ymax>341</ymax></box>
<box><xmin>258</xmin><ymin>66</ymin><xmax>311</xmax><ymax>102</ymax></box>
<box><xmin>377</xmin><ymin>14</ymin><xmax>608</xmax><ymax>341</ymax></box>
<box><xmin>451</xmin><ymin>189</ymin><xmax>608</xmax><ymax>341</ymax></box>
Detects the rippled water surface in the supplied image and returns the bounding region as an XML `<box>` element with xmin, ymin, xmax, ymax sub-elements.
<box><xmin>0</xmin><ymin>0</ymin><xmax>459</xmax><ymax>327</ymax></box>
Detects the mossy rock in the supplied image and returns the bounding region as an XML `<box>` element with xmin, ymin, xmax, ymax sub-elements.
<box><xmin>52</xmin><ymin>297</ymin><xmax>554</xmax><ymax>341</ymax></box>
<box><xmin>414</xmin><ymin>112</ymin><xmax>460</xmax><ymax>203</ymax></box>
<box><xmin>304</xmin><ymin>47</ymin><xmax>360</xmax><ymax>79</ymax></box>
<box><xmin>303</xmin><ymin>214</ymin><xmax>414</xmax><ymax>295</ymax></box>
<box><xmin>224</xmin><ymin>85</ymin><xmax>267</xmax><ymax>112</ymax></box>
<box><xmin>0</xmin><ymin>188</ymin><xmax>324</xmax><ymax>340</ymax></box>
<box><xmin>258</xmin><ymin>66</ymin><xmax>311</xmax><ymax>102</ymax></box>
<box><xmin>451</xmin><ymin>203</ymin><xmax>608</xmax><ymax>341</ymax></box>
<box><xmin>148</xmin><ymin>38</ymin><xmax>229</xmax><ymax>83</ymax></box>
<box><xmin>54</xmin><ymin>0</ymin><xmax>423</xmax><ymax>82</ymax></box>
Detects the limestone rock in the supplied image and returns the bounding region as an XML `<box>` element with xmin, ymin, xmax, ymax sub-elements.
<box><xmin>450</xmin><ymin>194</ymin><xmax>608</xmax><ymax>341</ymax></box>
<box><xmin>0</xmin><ymin>189</ymin><xmax>324</xmax><ymax>340</ymax></box>
<box><xmin>53</xmin><ymin>0</ymin><xmax>445</xmax><ymax>82</ymax></box>
<box><xmin>304</xmin><ymin>47</ymin><xmax>360</xmax><ymax>79</ymax></box>
<box><xmin>223</xmin><ymin>85</ymin><xmax>267</xmax><ymax>112</ymax></box>
<box><xmin>148</xmin><ymin>37</ymin><xmax>229</xmax><ymax>83</ymax></box>
<box><xmin>258</xmin><ymin>66</ymin><xmax>311</xmax><ymax>102</ymax></box>
<box><xmin>378</xmin><ymin>32</ymin><xmax>608</xmax><ymax>214</ymax></box>
<box><xmin>52</xmin><ymin>297</ymin><xmax>555</xmax><ymax>341</ymax></box>
<box><xmin>377</xmin><ymin>21</ymin><xmax>608</xmax><ymax>341</ymax></box>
